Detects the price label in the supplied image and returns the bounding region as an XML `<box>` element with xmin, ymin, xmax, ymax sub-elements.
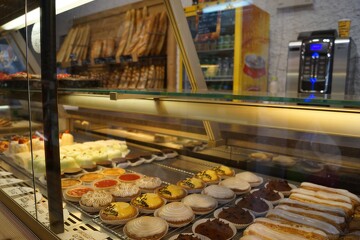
<box><xmin>2</xmin><ymin>186</ymin><xmax>35</xmax><ymax>197</ymax></box>
<box><xmin>0</xmin><ymin>178</ymin><xmax>24</xmax><ymax>186</ymax></box>
<box><xmin>58</xmin><ymin>229</ymin><xmax>109</xmax><ymax>240</ymax></box>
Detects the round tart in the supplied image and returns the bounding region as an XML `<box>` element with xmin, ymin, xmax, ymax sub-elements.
<box><xmin>235</xmin><ymin>171</ymin><xmax>263</xmax><ymax>187</ymax></box>
<box><xmin>154</xmin><ymin>202</ymin><xmax>194</xmax><ymax>227</ymax></box>
<box><xmin>212</xmin><ymin>165</ymin><xmax>235</xmax><ymax>179</ymax></box>
<box><xmin>235</xmin><ymin>194</ymin><xmax>273</xmax><ymax>217</ymax></box>
<box><xmin>177</xmin><ymin>177</ymin><xmax>206</xmax><ymax>193</ymax></box>
<box><xmin>118</xmin><ymin>173</ymin><xmax>142</xmax><ymax>183</ymax></box>
<box><xmin>93</xmin><ymin>178</ymin><xmax>119</xmax><ymax>191</ymax></box>
<box><xmin>156</xmin><ymin>184</ymin><xmax>187</xmax><ymax>202</ymax></box>
<box><xmin>251</xmin><ymin>188</ymin><xmax>284</xmax><ymax>205</ymax></box>
<box><xmin>79</xmin><ymin>172</ymin><xmax>105</xmax><ymax>185</ymax></box>
<box><xmin>265</xmin><ymin>179</ymin><xmax>296</xmax><ymax>197</ymax></box>
<box><xmin>136</xmin><ymin>176</ymin><xmax>162</xmax><ymax>192</ymax></box>
<box><xmin>63</xmin><ymin>167</ymin><xmax>83</xmax><ymax>177</ymax></box>
<box><xmin>101</xmin><ymin>168</ymin><xmax>126</xmax><ymax>178</ymax></box>
<box><xmin>124</xmin><ymin>216</ymin><xmax>168</xmax><ymax>240</ymax></box>
<box><xmin>131</xmin><ymin>193</ymin><xmax>166</xmax><ymax>213</ymax></box>
<box><xmin>202</xmin><ymin>185</ymin><xmax>235</xmax><ymax>204</ymax></box>
<box><xmin>111</xmin><ymin>182</ymin><xmax>140</xmax><ymax>202</ymax></box>
<box><xmin>99</xmin><ymin>202</ymin><xmax>138</xmax><ymax>225</ymax></box>
<box><xmin>194</xmin><ymin>170</ymin><xmax>220</xmax><ymax>185</ymax></box>
<box><xmin>249</xmin><ymin>152</ymin><xmax>273</xmax><ymax>162</ymax></box>
<box><xmin>61</xmin><ymin>178</ymin><xmax>82</xmax><ymax>190</ymax></box>
<box><xmin>64</xmin><ymin>186</ymin><xmax>94</xmax><ymax>202</ymax></box>
<box><xmin>80</xmin><ymin>164</ymin><xmax>97</xmax><ymax>172</ymax></box>
<box><xmin>192</xmin><ymin>218</ymin><xmax>236</xmax><ymax>240</ymax></box>
<box><xmin>182</xmin><ymin>194</ymin><xmax>218</xmax><ymax>215</ymax></box>
<box><xmin>79</xmin><ymin>190</ymin><xmax>113</xmax><ymax>213</ymax></box>
<box><xmin>219</xmin><ymin>177</ymin><xmax>251</xmax><ymax>195</ymax></box>
<box><xmin>214</xmin><ymin>206</ymin><xmax>255</xmax><ymax>229</ymax></box>
<box><xmin>272</xmin><ymin>155</ymin><xmax>297</xmax><ymax>167</ymax></box>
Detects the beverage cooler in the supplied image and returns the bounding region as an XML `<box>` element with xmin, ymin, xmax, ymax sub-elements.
<box><xmin>181</xmin><ymin>1</ymin><xmax>270</xmax><ymax>93</ymax></box>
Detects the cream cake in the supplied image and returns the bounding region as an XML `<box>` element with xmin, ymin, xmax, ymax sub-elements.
<box><xmin>80</xmin><ymin>190</ymin><xmax>113</xmax><ymax>212</ymax></box>
<box><xmin>124</xmin><ymin>216</ymin><xmax>168</xmax><ymax>240</ymax></box>
<box><xmin>136</xmin><ymin>176</ymin><xmax>162</xmax><ymax>192</ymax></box>
<box><xmin>181</xmin><ymin>194</ymin><xmax>217</xmax><ymax>215</ymax></box>
<box><xmin>111</xmin><ymin>182</ymin><xmax>140</xmax><ymax>202</ymax></box>
<box><xmin>155</xmin><ymin>202</ymin><xmax>194</xmax><ymax>227</ymax></box>
<box><xmin>235</xmin><ymin>171</ymin><xmax>263</xmax><ymax>187</ymax></box>
<box><xmin>202</xmin><ymin>185</ymin><xmax>235</xmax><ymax>203</ymax></box>
<box><xmin>219</xmin><ymin>177</ymin><xmax>251</xmax><ymax>195</ymax></box>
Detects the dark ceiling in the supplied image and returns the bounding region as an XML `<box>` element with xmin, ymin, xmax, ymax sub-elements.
<box><xmin>0</xmin><ymin>0</ymin><xmax>39</xmax><ymax>27</ymax></box>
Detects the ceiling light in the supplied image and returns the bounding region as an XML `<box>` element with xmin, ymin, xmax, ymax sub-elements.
<box><xmin>202</xmin><ymin>0</ymin><xmax>252</xmax><ymax>13</ymax></box>
<box><xmin>1</xmin><ymin>0</ymin><xmax>94</xmax><ymax>31</ymax></box>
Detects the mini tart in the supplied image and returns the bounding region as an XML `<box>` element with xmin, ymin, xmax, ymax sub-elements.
<box><xmin>212</xmin><ymin>165</ymin><xmax>235</xmax><ymax>179</ymax></box>
<box><xmin>136</xmin><ymin>176</ymin><xmax>162</xmax><ymax>192</ymax></box>
<box><xmin>80</xmin><ymin>164</ymin><xmax>97</xmax><ymax>172</ymax></box>
<box><xmin>156</xmin><ymin>184</ymin><xmax>187</xmax><ymax>202</ymax></box>
<box><xmin>192</xmin><ymin>218</ymin><xmax>236</xmax><ymax>240</ymax></box>
<box><xmin>219</xmin><ymin>177</ymin><xmax>251</xmax><ymax>195</ymax></box>
<box><xmin>111</xmin><ymin>182</ymin><xmax>140</xmax><ymax>202</ymax></box>
<box><xmin>154</xmin><ymin>202</ymin><xmax>195</xmax><ymax>227</ymax></box>
<box><xmin>235</xmin><ymin>171</ymin><xmax>263</xmax><ymax>187</ymax></box>
<box><xmin>265</xmin><ymin>179</ymin><xmax>296</xmax><ymax>197</ymax></box>
<box><xmin>101</xmin><ymin>168</ymin><xmax>126</xmax><ymax>178</ymax></box>
<box><xmin>214</xmin><ymin>206</ymin><xmax>255</xmax><ymax>229</ymax></box>
<box><xmin>99</xmin><ymin>202</ymin><xmax>138</xmax><ymax>225</ymax></box>
<box><xmin>194</xmin><ymin>170</ymin><xmax>220</xmax><ymax>185</ymax></box>
<box><xmin>235</xmin><ymin>194</ymin><xmax>273</xmax><ymax>217</ymax></box>
<box><xmin>93</xmin><ymin>178</ymin><xmax>119</xmax><ymax>190</ymax></box>
<box><xmin>64</xmin><ymin>186</ymin><xmax>94</xmax><ymax>202</ymax></box>
<box><xmin>124</xmin><ymin>216</ymin><xmax>168</xmax><ymax>240</ymax></box>
<box><xmin>251</xmin><ymin>188</ymin><xmax>284</xmax><ymax>205</ymax></box>
<box><xmin>63</xmin><ymin>167</ymin><xmax>83</xmax><ymax>177</ymax></box>
<box><xmin>79</xmin><ymin>172</ymin><xmax>105</xmax><ymax>185</ymax></box>
<box><xmin>61</xmin><ymin>178</ymin><xmax>82</xmax><ymax>190</ymax></box>
<box><xmin>118</xmin><ymin>173</ymin><xmax>142</xmax><ymax>183</ymax></box>
<box><xmin>177</xmin><ymin>177</ymin><xmax>206</xmax><ymax>193</ymax></box>
<box><xmin>131</xmin><ymin>193</ymin><xmax>166</xmax><ymax>213</ymax></box>
<box><xmin>79</xmin><ymin>190</ymin><xmax>113</xmax><ymax>213</ymax></box>
<box><xmin>182</xmin><ymin>194</ymin><xmax>218</xmax><ymax>215</ymax></box>
<box><xmin>202</xmin><ymin>185</ymin><xmax>235</xmax><ymax>204</ymax></box>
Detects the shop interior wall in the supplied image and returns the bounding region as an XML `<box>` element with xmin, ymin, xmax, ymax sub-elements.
<box><xmin>56</xmin><ymin>0</ymin><xmax>360</xmax><ymax>93</ymax></box>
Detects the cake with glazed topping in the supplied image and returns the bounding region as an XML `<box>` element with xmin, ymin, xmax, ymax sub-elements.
<box><xmin>155</xmin><ymin>202</ymin><xmax>194</xmax><ymax>227</ymax></box>
<box><xmin>123</xmin><ymin>216</ymin><xmax>168</xmax><ymax>240</ymax></box>
<box><xmin>156</xmin><ymin>184</ymin><xmax>187</xmax><ymax>201</ymax></box>
<box><xmin>177</xmin><ymin>177</ymin><xmax>206</xmax><ymax>193</ymax></box>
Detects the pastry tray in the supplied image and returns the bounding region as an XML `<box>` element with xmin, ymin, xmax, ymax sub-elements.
<box><xmin>0</xmin><ymin>79</ymin><xmax>102</xmax><ymax>89</ymax></box>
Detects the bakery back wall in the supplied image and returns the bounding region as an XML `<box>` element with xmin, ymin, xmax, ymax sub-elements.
<box><xmin>55</xmin><ymin>0</ymin><xmax>360</xmax><ymax>93</ymax></box>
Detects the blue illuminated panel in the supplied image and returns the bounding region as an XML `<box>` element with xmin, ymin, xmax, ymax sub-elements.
<box><xmin>310</xmin><ymin>43</ymin><xmax>323</xmax><ymax>51</ymax></box>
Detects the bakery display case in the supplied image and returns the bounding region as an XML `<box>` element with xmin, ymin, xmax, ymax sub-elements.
<box><xmin>0</xmin><ymin>0</ymin><xmax>360</xmax><ymax>240</ymax></box>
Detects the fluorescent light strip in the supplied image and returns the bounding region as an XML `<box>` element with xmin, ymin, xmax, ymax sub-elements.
<box><xmin>202</xmin><ymin>0</ymin><xmax>252</xmax><ymax>13</ymax></box>
<box><xmin>1</xmin><ymin>0</ymin><xmax>94</xmax><ymax>31</ymax></box>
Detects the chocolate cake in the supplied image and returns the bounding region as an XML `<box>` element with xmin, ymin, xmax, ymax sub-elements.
<box><xmin>194</xmin><ymin>218</ymin><xmax>233</xmax><ymax>240</ymax></box>
<box><xmin>175</xmin><ymin>234</ymin><xmax>201</xmax><ymax>240</ymax></box>
<box><xmin>236</xmin><ymin>194</ymin><xmax>269</xmax><ymax>213</ymax></box>
<box><xmin>251</xmin><ymin>187</ymin><xmax>281</xmax><ymax>201</ymax></box>
<box><xmin>218</xmin><ymin>206</ymin><xmax>253</xmax><ymax>225</ymax></box>
<box><xmin>266</xmin><ymin>179</ymin><xmax>292</xmax><ymax>192</ymax></box>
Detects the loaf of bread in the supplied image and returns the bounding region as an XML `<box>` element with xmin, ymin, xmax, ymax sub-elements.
<box><xmin>146</xmin><ymin>13</ymin><xmax>160</xmax><ymax>56</ymax></box>
<box><xmin>89</xmin><ymin>40</ymin><xmax>102</xmax><ymax>64</ymax></box>
<box><xmin>242</xmin><ymin>217</ymin><xmax>328</xmax><ymax>240</ymax></box>
<box><xmin>102</xmin><ymin>39</ymin><xmax>115</xmax><ymax>58</ymax></box>
<box><xmin>134</xmin><ymin>15</ymin><xmax>156</xmax><ymax>57</ymax></box>
<box><xmin>154</xmin><ymin>11</ymin><xmax>168</xmax><ymax>55</ymax></box>
<box><xmin>124</xmin><ymin>7</ymin><xmax>147</xmax><ymax>56</ymax></box>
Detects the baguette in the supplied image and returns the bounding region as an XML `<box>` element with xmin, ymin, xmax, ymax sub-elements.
<box><xmin>116</xmin><ymin>10</ymin><xmax>132</xmax><ymax>61</ymax></box>
<box><xmin>154</xmin><ymin>11</ymin><xmax>168</xmax><ymax>55</ymax></box>
<box><xmin>289</xmin><ymin>193</ymin><xmax>353</xmax><ymax>216</ymax></box>
<box><xmin>124</xmin><ymin>8</ymin><xmax>146</xmax><ymax>55</ymax></box>
<box><xmin>89</xmin><ymin>40</ymin><xmax>102</xmax><ymax>64</ymax></box>
<box><xmin>123</xmin><ymin>9</ymin><xmax>136</xmax><ymax>56</ymax></box>
<box><xmin>145</xmin><ymin>13</ymin><xmax>160</xmax><ymax>56</ymax></box>
<box><xmin>134</xmin><ymin>15</ymin><xmax>156</xmax><ymax>57</ymax></box>
<box><xmin>266</xmin><ymin>208</ymin><xmax>340</xmax><ymax>239</ymax></box>
<box><xmin>64</xmin><ymin>26</ymin><xmax>80</xmax><ymax>62</ymax></box>
<box><xmin>57</xmin><ymin>27</ymin><xmax>75</xmax><ymax>62</ymax></box>
<box><xmin>275</xmin><ymin>204</ymin><xmax>345</xmax><ymax>231</ymax></box>
<box><xmin>300</xmin><ymin>182</ymin><xmax>360</xmax><ymax>206</ymax></box>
